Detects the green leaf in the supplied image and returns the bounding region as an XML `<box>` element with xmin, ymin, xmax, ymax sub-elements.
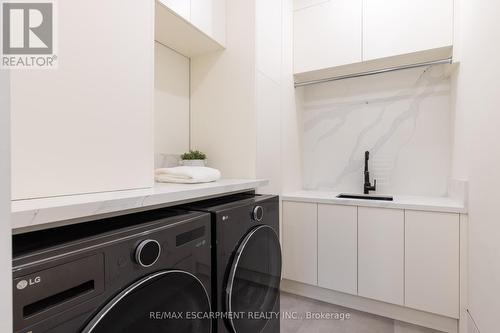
<box><xmin>181</xmin><ymin>150</ymin><xmax>207</xmax><ymax>160</ymax></box>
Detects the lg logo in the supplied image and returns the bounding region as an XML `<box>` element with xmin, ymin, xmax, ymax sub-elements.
<box><xmin>16</xmin><ymin>276</ymin><xmax>41</xmax><ymax>290</ymax></box>
<box><xmin>2</xmin><ymin>2</ymin><xmax>53</xmax><ymax>54</ymax></box>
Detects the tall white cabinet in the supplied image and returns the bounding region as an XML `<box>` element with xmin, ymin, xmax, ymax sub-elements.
<box><xmin>10</xmin><ymin>0</ymin><xmax>154</xmax><ymax>200</ymax></box>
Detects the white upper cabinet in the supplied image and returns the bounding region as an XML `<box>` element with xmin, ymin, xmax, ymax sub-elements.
<box><xmin>293</xmin><ymin>0</ymin><xmax>362</xmax><ymax>73</ymax></box>
<box><xmin>190</xmin><ymin>0</ymin><xmax>213</xmax><ymax>36</ymax></box>
<box><xmin>11</xmin><ymin>0</ymin><xmax>154</xmax><ymax>200</ymax></box>
<box><xmin>159</xmin><ymin>0</ymin><xmax>190</xmax><ymax>19</ymax></box>
<box><xmin>362</xmin><ymin>0</ymin><xmax>454</xmax><ymax>60</ymax></box>
<box><xmin>191</xmin><ymin>0</ymin><xmax>226</xmax><ymax>45</ymax></box>
<box><xmin>293</xmin><ymin>0</ymin><xmax>454</xmax><ymax>82</ymax></box>
<box><xmin>155</xmin><ymin>0</ymin><xmax>226</xmax><ymax>57</ymax></box>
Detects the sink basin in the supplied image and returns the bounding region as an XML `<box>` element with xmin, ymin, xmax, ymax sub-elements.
<box><xmin>336</xmin><ymin>193</ymin><xmax>394</xmax><ymax>201</ymax></box>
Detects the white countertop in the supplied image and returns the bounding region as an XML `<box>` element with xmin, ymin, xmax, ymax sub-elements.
<box><xmin>12</xmin><ymin>179</ymin><xmax>268</xmax><ymax>232</ymax></box>
<box><xmin>282</xmin><ymin>190</ymin><xmax>467</xmax><ymax>214</ymax></box>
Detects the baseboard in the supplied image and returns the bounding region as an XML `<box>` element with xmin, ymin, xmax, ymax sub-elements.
<box><xmin>281</xmin><ymin>279</ymin><xmax>458</xmax><ymax>333</ymax></box>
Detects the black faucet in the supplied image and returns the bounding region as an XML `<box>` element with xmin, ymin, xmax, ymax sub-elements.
<box><xmin>364</xmin><ymin>151</ymin><xmax>376</xmax><ymax>194</ymax></box>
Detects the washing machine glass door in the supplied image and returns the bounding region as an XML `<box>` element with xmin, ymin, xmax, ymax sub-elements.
<box><xmin>82</xmin><ymin>270</ymin><xmax>211</xmax><ymax>333</ymax></box>
<box><xmin>226</xmin><ymin>225</ymin><xmax>282</xmax><ymax>333</ymax></box>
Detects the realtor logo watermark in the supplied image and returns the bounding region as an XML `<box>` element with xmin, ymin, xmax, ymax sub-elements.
<box><xmin>1</xmin><ymin>0</ymin><xmax>57</xmax><ymax>68</ymax></box>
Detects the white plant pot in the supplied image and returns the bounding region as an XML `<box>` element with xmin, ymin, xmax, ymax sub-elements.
<box><xmin>181</xmin><ymin>159</ymin><xmax>206</xmax><ymax>167</ymax></box>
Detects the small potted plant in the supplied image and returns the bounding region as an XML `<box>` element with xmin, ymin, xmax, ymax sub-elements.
<box><xmin>180</xmin><ymin>150</ymin><xmax>207</xmax><ymax>167</ymax></box>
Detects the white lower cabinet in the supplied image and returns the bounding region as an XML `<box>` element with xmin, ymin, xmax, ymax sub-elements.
<box><xmin>405</xmin><ymin>210</ymin><xmax>459</xmax><ymax>318</ymax></box>
<box><xmin>318</xmin><ymin>204</ymin><xmax>357</xmax><ymax>295</ymax></box>
<box><xmin>282</xmin><ymin>200</ymin><xmax>461</xmax><ymax>319</ymax></box>
<box><xmin>283</xmin><ymin>201</ymin><xmax>318</xmax><ymax>285</ymax></box>
<box><xmin>358</xmin><ymin>207</ymin><xmax>404</xmax><ymax>305</ymax></box>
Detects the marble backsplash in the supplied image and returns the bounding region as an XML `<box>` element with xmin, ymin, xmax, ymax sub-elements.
<box><xmin>155</xmin><ymin>153</ymin><xmax>181</xmax><ymax>169</ymax></box>
<box><xmin>299</xmin><ymin>65</ymin><xmax>451</xmax><ymax>196</ymax></box>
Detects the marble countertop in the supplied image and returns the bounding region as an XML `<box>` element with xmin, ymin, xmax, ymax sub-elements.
<box><xmin>282</xmin><ymin>190</ymin><xmax>467</xmax><ymax>214</ymax></box>
<box><xmin>12</xmin><ymin>179</ymin><xmax>268</xmax><ymax>232</ymax></box>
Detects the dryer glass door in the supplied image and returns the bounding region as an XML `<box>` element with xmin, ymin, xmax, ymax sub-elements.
<box><xmin>82</xmin><ymin>270</ymin><xmax>211</xmax><ymax>333</ymax></box>
<box><xmin>226</xmin><ymin>225</ymin><xmax>282</xmax><ymax>333</ymax></box>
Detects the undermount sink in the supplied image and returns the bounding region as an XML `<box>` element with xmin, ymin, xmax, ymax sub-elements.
<box><xmin>336</xmin><ymin>193</ymin><xmax>394</xmax><ymax>201</ymax></box>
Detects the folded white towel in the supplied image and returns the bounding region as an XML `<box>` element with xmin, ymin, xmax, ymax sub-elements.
<box><xmin>155</xmin><ymin>166</ymin><xmax>221</xmax><ymax>184</ymax></box>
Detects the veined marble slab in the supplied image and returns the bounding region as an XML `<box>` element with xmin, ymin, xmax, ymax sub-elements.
<box><xmin>300</xmin><ymin>65</ymin><xmax>452</xmax><ymax>197</ymax></box>
<box><xmin>282</xmin><ymin>190</ymin><xmax>467</xmax><ymax>214</ymax></box>
<box><xmin>12</xmin><ymin>179</ymin><xmax>268</xmax><ymax>232</ymax></box>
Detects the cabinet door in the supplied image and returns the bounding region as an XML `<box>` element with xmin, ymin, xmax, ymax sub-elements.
<box><xmin>318</xmin><ymin>204</ymin><xmax>357</xmax><ymax>295</ymax></box>
<box><xmin>11</xmin><ymin>0</ymin><xmax>154</xmax><ymax>199</ymax></box>
<box><xmin>358</xmin><ymin>207</ymin><xmax>404</xmax><ymax>305</ymax></box>
<box><xmin>191</xmin><ymin>0</ymin><xmax>213</xmax><ymax>35</ymax></box>
<box><xmin>405</xmin><ymin>211</ymin><xmax>459</xmax><ymax>318</ymax></box>
<box><xmin>363</xmin><ymin>0</ymin><xmax>453</xmax><ymax>60</ymax></box>
<box><xmin>293</xmin><ymin>0</ymin><xmax>362</xmax><ymax>73</ymax></box>
<box><xmin>191</xmin><ymin>0</ymin><xmax>226</xmax><ymax>45</ymax></box>
<box><xmin>283</xmin><ymin>201</ymin><xmax>317</xmax><ymax>285</ymax></box>
<box><xmin>159</xmin><ymin>0</ymin><xmax>190</xmax><ymax>20</ymax></box>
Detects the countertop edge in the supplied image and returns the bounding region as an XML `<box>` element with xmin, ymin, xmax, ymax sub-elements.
<box><xmin>12</xmin><ymin>179</ymin><xmax>269</xmax><ymax>232</ymax></box>
<box><xmin>281</xmin><ymin>192</ymin><xmax>468</xmax><ymax>214</ymax></box>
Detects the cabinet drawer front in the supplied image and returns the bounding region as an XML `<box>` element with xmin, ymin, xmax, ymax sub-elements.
<box><xmin>358</xmin><ymin>207</ymin><xmax>404</xmax><ymax>305</ymax></box>
<box><xmin>405</xmin><ymin>210</ymin><xmax>459</xmax><ymax>318</ymax></box>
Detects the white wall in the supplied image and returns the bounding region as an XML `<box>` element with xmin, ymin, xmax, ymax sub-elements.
<box><xmin>299</xmin><ymin>65</ymin><xmax>451</xmax><ymax>196</ymax></box>
<box><xmin>10</xmin><ymin>0</ymin><xmax>154</xmax><ymax>199</ymax></box>
<box><xmin>0</xmin><ymin>70</ymin><xmax>12</xmax><ymax>331</ymax></box>
<box><xmin>451</xmin><ymin>0</ymin><xmax>500</xmax><ymax>331</ymax></box>
<box><xmin>154</xmin><ymin>42</ymin><xmax>190</xmax><ymax>164</ymax></box>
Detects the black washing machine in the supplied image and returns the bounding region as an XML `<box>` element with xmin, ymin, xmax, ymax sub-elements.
<box><xmin>12</xmin><ymin>208</ymin><xmax>213</xmax><ymax>333</ymax></box>
<box><xmin>183</xmin><ymin>193</ymin><xmax>281</xmax><ymax>333</ymax></box>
